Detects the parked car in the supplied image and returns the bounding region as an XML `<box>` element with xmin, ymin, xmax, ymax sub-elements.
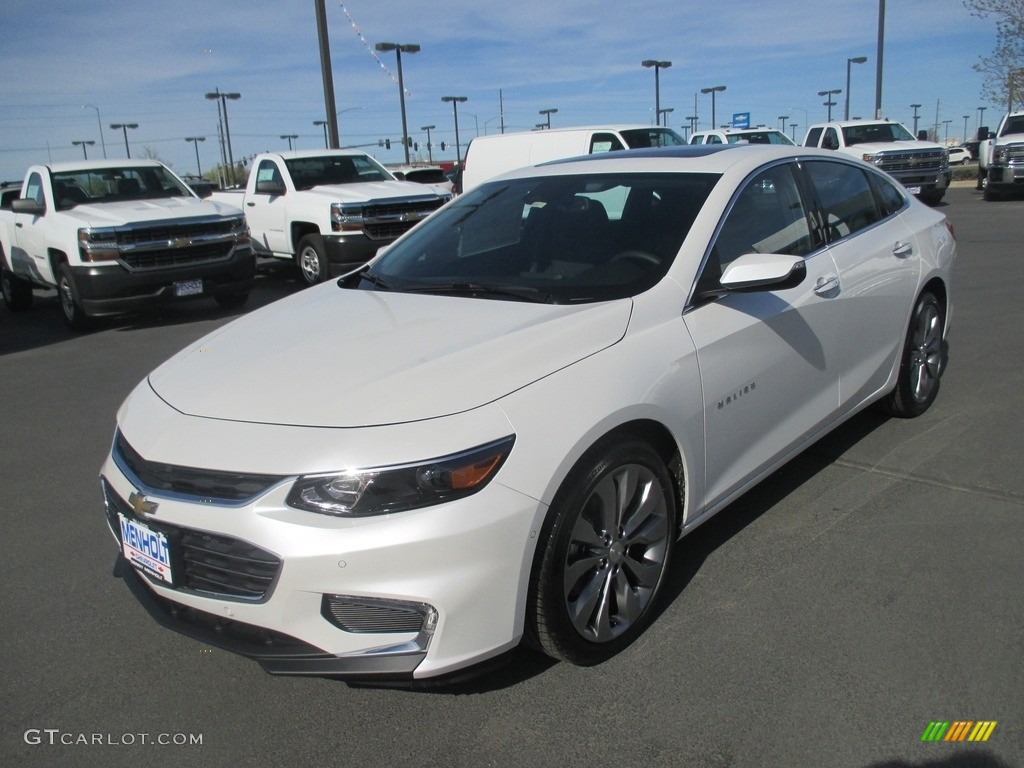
<box><xmin>977</xmin><ymin>111</ymin><xmax>1024</xmax><ymax>200</ymax></box>
<box><xmin>462</xmin><ymin>125</ymin><xmax>686</xmax><ymax>193</ymax></box>
<box><xmin>102</xmin><ymin>145</ymin><xmax>955</xmax><ymax>683</ymax></box>
<box><xmin>689</xmin><ymin>128</ymin><xmax>796</xmax><ymax>145</ymax></box>
<box><xmin>390</xmin><ymin>165</ymin><xmax>455</xmax><ymax>194</ymax></box>
<box><xmin>947</xmin><ymin>146</ymin><xmax>972</xmax><ymax>165</ymax></box>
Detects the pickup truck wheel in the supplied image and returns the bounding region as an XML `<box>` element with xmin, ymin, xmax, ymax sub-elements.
<box><xmin>57</xmin><ymin>264</ymin><xmax>90</xmax><ymax>330</ymax></box>
<box><xmin>1</xmin><ymin>268</ymin><xmax>34</xmax><ymax>311</ymax></box>
<box><xmin>297</xmin><ymin>235</ymin><xmax>328</xmax><ymax>286</ymax></box>
<box><xmin>983</xmin><ymin>185</ymin><xmax>1001</xmax><ymax>202</ymax></box>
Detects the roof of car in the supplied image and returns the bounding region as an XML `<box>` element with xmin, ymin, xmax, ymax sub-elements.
<box><xmin>268</xmin><ymin>149</ymin><xmax>373</xmax><ymax>160</ymax></box>
<box><xmin>44</xmin><ymin>159</ymin><xmax>166</xmax><ymax>173</ymax></box>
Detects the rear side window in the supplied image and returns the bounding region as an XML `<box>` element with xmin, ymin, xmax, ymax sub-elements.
<box><xmin>804</xmin><ymin>161</ymin><xmax>882</xmax><ymax>240</ymax></box>
<box><xmin>804</xmin><ymin>127</ymin><xmax>823</xmax><ymax>147</ymax></box>
<box><xmin>868</xmin><ymin>171</ymin><xmax>907</xmax><ymax>218</ymax></box>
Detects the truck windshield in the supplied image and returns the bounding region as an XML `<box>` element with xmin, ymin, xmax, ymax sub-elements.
<box><xmin>350</xmin><ymin>172</ymin><xmax>719</xmax><ymax>304</ymax></box>
<box><xmin>51</xmin><ymin>166</ymin><xmax>193</xmax><ymax>210</ymax></box>
<box><xmin>285</xmin><ymin>155</ymin><xmax>393</xmax><ymax>190</ymax></box>
<box><xmin>619</xmin><ymin>128</ymin><xmax>687</xmax><ymax>148</ymax></box>
<box><xmin>1002</xmin><ymin>116</ymin><xmax>1024</xmax><ymax>136</ymax></box>
<box><xmin>842</xmin><ymin>123</ymin><xmax>916</xmax><ymax>145</ymax></box>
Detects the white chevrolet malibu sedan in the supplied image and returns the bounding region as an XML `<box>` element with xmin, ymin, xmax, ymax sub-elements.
<box><xmin>102</xmin><ymin>145</ymin><xmax>955</xmax><ymax>683</ymax></box>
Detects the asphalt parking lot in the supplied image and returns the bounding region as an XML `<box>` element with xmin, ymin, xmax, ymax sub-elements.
<box><xmin>1</xmin><ymin>185</ymin><xmax>1021</xmax><ymax>768</ymax></box>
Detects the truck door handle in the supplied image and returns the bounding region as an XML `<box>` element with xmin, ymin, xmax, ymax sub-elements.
<box><xmin>15</xmin><ymin>222</ymin><xmax>23</xmax><ymax>228</ymax></box>
<box><xmin>246</xmin><ymin>202</ymin><xmax>256</xmax><ymax>207</ymax></box>
<box><xmin>814</xmin><ymin>275</ymin><xmax>840</xmax><ymax>296</ymax></box>
<box><xmin>892</xmin><ymin>241</ymin><xmax>913</xmax><ymax>257</ymax></box>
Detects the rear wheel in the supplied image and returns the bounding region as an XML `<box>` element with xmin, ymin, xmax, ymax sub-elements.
<box><xmin>527</xmin><ymin>437</ymin><xmax>676</xmax><ymax>665</ymax></box>
<box><xmin>57</xmin><ymin>263</ymin><xmax>90</xmax><ymax>330</ymax></box>
<box><xmin>881</xmin><ymin>291</ymin><xmax>944</xmax><ymax>418</ymax></box>
<box><xmin>296</xmin><ymin>235</ymin><xmax>328</xmax><ymax>286</ymax></box>
<box><xmin>1</xmin><ymin>268</ymin><xmax>34</xmax><ymax>311</ymax></box>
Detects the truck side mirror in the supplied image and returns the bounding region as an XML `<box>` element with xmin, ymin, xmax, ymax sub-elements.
<box><xmin>917</xmin><ymin>130</ymin><xmax>928</xmax><ymax>141</ymax></box>
<box><xmin>255</xmin><ymin>179</ymin><xmax>286</xmax><ymax>196</ymax></box>
<box><xmin>977</xmin><ymin>126</ymin><xmax>990</xmax><ymax>141</ymax></box>
<box><xmin>11</xmin><ymin>198</ymin><xmax>46</xmax><ymax>216</ymax></box>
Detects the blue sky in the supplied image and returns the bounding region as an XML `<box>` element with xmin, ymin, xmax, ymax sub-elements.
<box><xmin>0</xmin><ymin>0</ymin><xmax>1003</xmax><ymax>181</ymax></box>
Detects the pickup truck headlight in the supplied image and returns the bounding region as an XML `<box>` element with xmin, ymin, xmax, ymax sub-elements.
<box><xmin>992</xmin><ymin>147</ymin><xmax>1007</xmax><ymax>164</ymax></box>
<box><xmin>78</xmin><ymin>227</ymin><xmax>119</xmax><ymax>262</ymax></box>
<box><xmin>861</xmin><ymin>152</ymin><xmax>882</xmax><ymax>165</ymax></box>
<box><xmin>286</xmin><ymin>436</ymin><xmax>515</xmax><ymax>517</ymax></box>
<box><xmin>331</xmin><ymin>202</ymin><xmax>365</xmax><ymax>233</ymax></box>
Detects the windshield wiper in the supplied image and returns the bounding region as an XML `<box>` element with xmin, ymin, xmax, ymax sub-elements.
<box><xmin>400</xmin><ymin>281</ymin><xmax>556</xmax><ymax>303</ymax></box>
<box><xmin>352</xmin><ymin>269</ymin><xmax>393</xmax><ymax>291</ymax></box>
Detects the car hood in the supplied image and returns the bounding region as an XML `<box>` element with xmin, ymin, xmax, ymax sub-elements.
<box><xmin>300</xmin><ymin>180</ymin><xmax>445</xmax><ymax>203</ymax></box>
<box><xmin>147</xmin><ymin>287</ymin><xmax>631</xmax><ymax>428</ymax></box>
<box><xmin>852</xmin><ymin>140</ymin><xmax>943</xmax><ymax>153</ymax></box>
<box><xmin>59</xmin><ymin>197</ymin><xmax>240</xmax><ymax>226</ymax></box>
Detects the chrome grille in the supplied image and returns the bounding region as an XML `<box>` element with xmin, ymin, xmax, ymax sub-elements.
<box><xmin>875</xmin><ymin>150</ymin><xmax>945</xmax><ymax>174</ymax></box>
<box><xmin>321</xmin><ymin>596</ymin><xmax>427</xmax><ymax>633</ymax></box>
<box><xmin>363</xmin><ymin>198</ymin><xmax>445</xmax><ymax>240</ymax></box>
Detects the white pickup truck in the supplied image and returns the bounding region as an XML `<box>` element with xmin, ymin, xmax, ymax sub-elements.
<box><xmin>0</xmin><ymin>160</ymin><xmax>254</xmax><ymax>328</ymax></box>
<box><xmin>210</xmin><ymin>150</ymin><xmax>450</xmax><ymax>285</ymax></box>
<box><xmin>803</xmin><ymin>120</ymin><xmax>951</xmax><ymax>205</ymax></box>
<box><xmin>978</xmin><ymin>111</ymin><xmax>1024</xmax><ymax>200</ymax></box>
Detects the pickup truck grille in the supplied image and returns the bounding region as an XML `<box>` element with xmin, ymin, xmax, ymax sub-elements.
<box><xmin>94</xmin><ymin>217</ymin><xmax>248</xmax><ymax>271</ymax></box>
<box><xmin>874</xmin><ymin>149</ymin><xmax>946</xmax><ymax>175</ymax></box>
<box><xmin>362</xmin><ymin>198</ymin><xmax>446</xmax><ymax>241</ymax></box>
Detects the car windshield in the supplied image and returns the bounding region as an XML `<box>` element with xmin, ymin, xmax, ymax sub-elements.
<box><xmin>348</xmin><ymin>172</ymin><xmax>719</xmax><ymax>304</ymax></box>
<box><xmin>726</xmin><ymin>131</ymin><xmax>796</xmax><ymax>146</ymax></box>
<box><xmin>843</xmin><ymin>122</ymin><xmax>915</xmax><ymax>145</ymax></box>
<box><xmin>50</xmin><ymin>166</ymin><xmax>193</xmax><ymax>210</ymax></box>
<box><xmin>619</xmin><ymin>128</ymin><xmax>687</xmax><ymax>148</ymax></box>
<box><xmin>285</xmin><ymin>155</ymin><xmax>393</xmax><ymax>190</ymax></box>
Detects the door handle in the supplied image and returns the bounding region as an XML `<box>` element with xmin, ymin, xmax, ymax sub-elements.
<box><xmin>892</xmin><ymin>241</ymin><xmax>913</xmax><ymax>257</ymax></box>
<box><xmin>814</xmin><ymin>275</ymin><xmax>840</xmax><ymax>296</ymax></box>
<box><xmin>246</xmin><ymin>201</ymin><xmax>256</xmax><ymax>207</ymax></box>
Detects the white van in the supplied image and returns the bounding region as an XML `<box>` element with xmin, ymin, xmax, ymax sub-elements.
<box><xmin>461</xmin><ymin>125</ymin><xmax>685</xmax><ymax>192</ymax></box>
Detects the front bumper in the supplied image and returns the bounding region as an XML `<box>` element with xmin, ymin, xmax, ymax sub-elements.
<box><xmin>986</xmin><ymin>164</ymin><xmax>1024</xmax><ymax>188</ymax></box>
<box><xmin>321</xmin><ymin>234</ymin><xmax>386</xmax><ymax>278</ymax></box>
<box><xmin>72</xmin><ymin>245</ymin><xmax>256</xmax><ymax>316</ymax></box>
<box><xmin>100</xmin><ymin>439</ymin><xmax>539</xmax><ymax>681</ymax></box>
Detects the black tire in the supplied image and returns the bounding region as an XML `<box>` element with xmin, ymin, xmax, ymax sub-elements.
<box><xmin>1</xmin><ymin>268</ymin><xmax>34</xmax><ymax>311</ymax></box>
<box><xmin>526</xmin><ymin>436</ymin><xmax>677</xmax><ymax>665</ymax></box>
<box><xmin>919</xmin><ymin>189</ymin><xmax>945</xmax><ymax>206</ymax></box>
<box><xmin>214</xmin><ymin>292</ymin><xmax>249</xmax><ymax>309</ymax></box>
<box><xmin>57</xmin><ymin>263</ymin><xmax>90</xmax><ymax>330</ymax></box>
<box><xmin>296</xmin><ymin>234</ymin><xmax>328</xmax><ymax>286</ymax></box>
<box><xmin>983</xmin><ymin>184</ymin><xmax>1001</xmax><ymax>202</ymax></box>
<box><xmin>881</xmin><ymin>291</ymin><xmax>944</xmax><ymax>418</ymax></box>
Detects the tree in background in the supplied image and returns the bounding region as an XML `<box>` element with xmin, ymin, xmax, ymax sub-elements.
<box><xmin>965</xmin><ymin>0</ymin><xmax>1024</xmax><ymax>111</ymax></box>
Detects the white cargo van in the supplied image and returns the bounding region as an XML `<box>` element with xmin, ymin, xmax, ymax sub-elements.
<box><xmin>461</xmin><ymin>125</ymin><xmax>685</xmax><ymax>192</ymax></box>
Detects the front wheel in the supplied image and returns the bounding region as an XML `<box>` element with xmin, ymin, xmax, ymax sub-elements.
<box><xmin>57</xmin><ymin>263</ymin><xmax>90</xmax><ymax>330</ymax></box>
<box><xmin>1</xmin><ymin>268</ymin><xmax>34</xmax><ymax>311</ymax></box>
<box><xmin>296</xmin><ymin>235</ymin><xmax>328</xmax><ymax>286</ymax></box>
<box><xmin>527</xmin><ymin>437</ymin><xmax>677</xmax><ymax>665</ymax></box>
<box><xmin>881</xmin><ymin>291</ymin><xmax>944</xmax><ymax>418</ymax></box>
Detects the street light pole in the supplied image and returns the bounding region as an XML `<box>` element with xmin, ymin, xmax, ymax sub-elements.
<box><xmin>280</xmin><ymin>134</ymin><xmax>298</xmax><ymax>150</ymax></box>
<box><xmin>185</xmin><ymin>136</ymin><xmax>206</xmax><ymax>176</ymax></box>
<box><xmin>421</xmin><ymin>125</ymin><xmax>435</xmax><ymax>163</ymax></box>
<box><xmin>375</xmin><ymin>42</ymin><xmax>420</xmax><ymax>164</ymax></box>
<box><xmin>441</xmin><ymin>96</ymin><xmax>468</xmax><ymax>166</ymax></box>
<box><xmin>539</xmin><ymin>108</ymin><xmax>558</xmax><ymax>129</ymax></box>
<box><xmin>313</xmin><ymin>121</ymin><xmax>328</xmax><ymax>148</ymax></box>
<box><xmin>657</xmin><ymin>107</ymin><xmax>674</xmax><ymax>127</ymax></box>
<box><xmin>71</xmin><ymin>140</ymin><xmax>95</xmax><ymax>160</ymax></box>
<box><xmin>205</xmin><ymin>90</ymin><xmax>241</xmax><ymax>185</ymax></box>
<box><xmin>845</xmin><ymin>56</ymin><xmax>867</xmax><ymax>120</ymax></box>
<box><xmin>778</xmin><ymin>115</ymin><xmax>789</xmax><ymax>132</ymax></box>
<box><xmin>910</xmin><ymin>104</ymin><xmax>923</xmax><ymax>136</ymax></box>
<box><xmin>977</xmin><ymin>106</ymin><xmax>987</xmax><ymax>135</ymax></box>
<box><xmin>700</xmin><ymin>86</ymin><xmax>726</xmax><ymax>129</ymax></box>
<box><xmin>642</xmin><ymin>60</ymin><xmax>671</xmax><ymax>125</ymax></box>
<box><xmin>818</xmin><ymin>90</ymin><xmax>842</xmax><ymax>121</ymax></box>
<box><xmin>963</xmin><ymin>115</ymin><xmax>970</xmax><ymax>144</ymax></box>
<box><xmin>83</xmin><ymin>105</ymin><xmax>106</xmax><ymax>158</ymax></box>
<box><xmin>109</xmin><ymin>123</ymin><xmax>138</xmax><ymax>158</ymax></box>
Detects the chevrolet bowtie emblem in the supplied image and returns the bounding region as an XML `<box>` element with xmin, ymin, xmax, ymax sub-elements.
<box><xmin>129</xmin><ymin>491</ymin><xmax>158</xmax><ymax>518</ymax></box>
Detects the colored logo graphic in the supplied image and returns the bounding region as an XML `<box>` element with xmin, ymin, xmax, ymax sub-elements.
<box><xmin>921</xmin><ymin>721</ymin><xmax>997</xmax><ymax>742</ymax></box>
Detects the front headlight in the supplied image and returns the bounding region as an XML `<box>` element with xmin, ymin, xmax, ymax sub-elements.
<box><xmin>78</xmin><ymin>227</ymin><xmax>120</xmax><ymax>262</ymax></box>
<box><xmin>286</xmin><ymin>435</ymin><xmax>515</xmax><ymax>517</ymax></box>
<box><xmin>861</xmin><ymin>152</ymin><xmax>881</xmax><ymax>165</ymax></box>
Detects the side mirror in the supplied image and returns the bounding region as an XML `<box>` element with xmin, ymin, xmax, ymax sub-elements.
<box><xmin>11</xmin><ymin>198</ymin><xmax>45</xmax><ymax>216</ymax></box>
<box><xmin>255</xmin><ymin>179</ymin><xmax>286</xmax><ymax>196</ymax></box>
<box><xmin>720</xmin><ymin>253</ymin><xmax>807</xmax><ymax>292</ymax></box>
<box><xmin>917</xmin><ymin>130</ymin><xmax>929</xmax><ymax>141</ymax></box>
<box><xmin>977</xmin><ymin>126</ymin><xmax>989</xmax><ymax>141</ymax></box>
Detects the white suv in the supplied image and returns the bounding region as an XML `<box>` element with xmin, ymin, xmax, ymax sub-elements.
<box><xmin>689</xmin><ymin>128</ymin><xmax>795</xmax><ymax>146</ymax></box>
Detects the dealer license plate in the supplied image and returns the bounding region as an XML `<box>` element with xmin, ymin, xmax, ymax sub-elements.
<box><xmin>118</xmin><ymin>513</ymin><xmax>173</xmax><ymax>585</ymax></box>
<box><xmin>906</xmin><ymin>186</ymin><xmax>922</xmax><ymax>195</ymax></box>
<box><xmin>174</xmin><ymin>279</ymin><xmax>203</xmax><ymax>297</ymax></box>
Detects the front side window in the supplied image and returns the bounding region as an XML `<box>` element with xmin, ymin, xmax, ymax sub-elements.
<box><xmin>352</xmin><ymin>172</ymin><xmax>719</xmax><ymax>304</ymax></box>
<box><xmin>804</xmin><ymin>160</ymin><xmax>882</xmax><ymax>240</ymax></box>
<box><xmin>25</xmin><ymin>173</ymin><xmax>44</xmax><ymax>205</ymax></box>
<box><xmin>707</xmin><ymin>163</ymin><xmax>816</xmax><ymax>276</ymax></box>
<box><xmin>256</xmin><ymin>160</ymin><xmax>284</xmax><ymax>186</ymax></box>
<box><xmin>590</xmin><ymin>133</ymin><xmax>625</xmax><ymax>153</ymax></box>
